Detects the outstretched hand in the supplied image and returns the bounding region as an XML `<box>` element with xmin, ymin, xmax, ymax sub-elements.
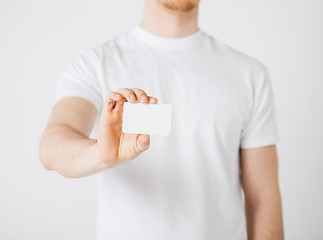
<box><xmin>96</xmin><ymin>88</ymin><xmax>158</xmax><ymax>168</ymax></box>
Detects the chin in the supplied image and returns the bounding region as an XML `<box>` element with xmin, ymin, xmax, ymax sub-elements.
<box><xmin>157</xmin><ymin>0</ymin><xmax>199</xmax><ymax>12</ymax></box>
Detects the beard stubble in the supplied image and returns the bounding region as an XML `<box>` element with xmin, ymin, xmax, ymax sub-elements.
<box><xmin>156</xmin><ymin>0</ymin><xmax>199</xmax><ymax>12</ymax></box>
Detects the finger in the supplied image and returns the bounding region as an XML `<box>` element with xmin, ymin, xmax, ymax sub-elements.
<box><xmin>131</xmin><ymin>88</ymin><xmax>149</xmax><ymax>104</ymax></box>
<box><xmin>136</xmin><ymin>134</ymin><xmax>150</xmax><ymax>153</ymax></box>
<box><xmin>147</xmin><ymin>96</ymin><xmax>158</xmax><ymax>104</ymax></box>
<box><xmin>117</xmin><ymin>88</ymin><xmax>138</xmax><ymax>103</ymax></box>
<box><xmin>103</xmin><ymin>91</ymin><xmax>126</xmax><ymax>113</ymax></box>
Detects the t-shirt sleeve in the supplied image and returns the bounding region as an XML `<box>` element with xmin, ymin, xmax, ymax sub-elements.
<box><xmin>240</xmin><ymin>63</ymin><xmax>280</xmax><ymax>149</ymax></box>
<box><xmin>52</xmin><ymin>48</ymin><xmax>103</xmax><ymax>113</ymax></box>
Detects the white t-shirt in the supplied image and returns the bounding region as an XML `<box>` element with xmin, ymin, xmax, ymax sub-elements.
<box><xmin>54</xmin><ymin>25</ymin><xmax>279</xmax><ymax>240</ymax></box>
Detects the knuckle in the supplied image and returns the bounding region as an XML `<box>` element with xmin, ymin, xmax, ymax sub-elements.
<box><xmin>104</xmin><ymin>95</ymin><xmax>111</xmax><ymax>103</ymax></box>
<box><xmin>132</xmin><ymin>88</ymin><xmax>146</xmax><ymax>95</ymax></box>
<box><xmin>129</xmin><ymin>90</ymin><xmax>136</xmax><ymax>95</ymax></box>
<box><xmin>134</xmin><ymin>146</ymin><xmax>142</xmax><ymax>155</ymax></box>
<box><xmin>119</xmin><ymin>88</ymin><xmax>134</xmax><ymax>96</ymax></box>
<box><xmin>117</xmin><ymin>88</ymin><xmax>127</xmax><ymax>93</ymax></box>
<box><xmin>105</xmin><ymin>92</ymin><xmax>115</xmax><ymax>102</ymax></box>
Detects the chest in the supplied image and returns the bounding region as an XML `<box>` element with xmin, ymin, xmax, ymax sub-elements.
<box><xmin>101</xmin><ymin>52</ymin><xmax>251</xmax><ymax>141</ymax></box>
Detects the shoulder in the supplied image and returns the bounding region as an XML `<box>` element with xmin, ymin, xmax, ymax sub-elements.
<box><xmin>77</xmin><ymin>31</ymin><xmax>134</xmax><ymax>62</ymax></box>
<box><xmin>204</xmin><ymin>32</ymin><xmax>268</xmax><ymax>74</ymax></box>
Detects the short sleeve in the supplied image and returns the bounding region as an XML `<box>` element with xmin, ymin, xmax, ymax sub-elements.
<box><xmin>52</xmin><ymin>48</ymin><xmax>103</xmax><ymax>113</ymax></box>
<box><xmin>240</xmin><ymin>63</ymin><xmax>280</xmax><ymax>149</ymax></box>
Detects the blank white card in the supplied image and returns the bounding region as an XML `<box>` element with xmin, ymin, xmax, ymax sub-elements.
<box><xmin>122</xmin><ymin>102</ymin><xmax>172</xmax><ymax>136</ymax></box>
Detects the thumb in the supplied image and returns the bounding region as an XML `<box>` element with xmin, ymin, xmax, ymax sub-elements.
<box><xmin>136</xmin><ymin>134</ymin><xmax>150</xmax><ymax>153</ymax></box>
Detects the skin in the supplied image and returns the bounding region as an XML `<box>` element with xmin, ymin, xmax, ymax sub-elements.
<box><xmin>39</xmin><ymin>0</ymin><xmax>284</xmax><ymax>239</ymax></box>
<box><xmin>40</xmin><ymin>89</ymin><xmax>157</xmax><ymax>178</ymax></box>
<box><xmin>240</xmin><ymin>145</ymin><xmax>284</xmax><ymax>240</ymax></box>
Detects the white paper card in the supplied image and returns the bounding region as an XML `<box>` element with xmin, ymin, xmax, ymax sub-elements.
<box><xmin>122</xmin><ymin>102</ymin><xmax>172</xmax><ymax>136</ymax></box>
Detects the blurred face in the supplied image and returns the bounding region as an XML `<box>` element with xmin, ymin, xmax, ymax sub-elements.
<box><xmin>157</xmin><ymin>0</ymin><xmax>199</xmax><ymax>12</ymax></box>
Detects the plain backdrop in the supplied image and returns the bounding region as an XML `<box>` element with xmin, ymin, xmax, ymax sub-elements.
<box><xmin>0</xmin><ymin>0</ymin><xmax>322</xmax><ymax>239</ymax></box>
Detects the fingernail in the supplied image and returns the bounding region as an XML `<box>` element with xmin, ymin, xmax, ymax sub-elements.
<box><xmin>130</xmin><ymin>94</ymin><xmax>136</xmax><ymax>99</ymax></box>
<box><xmin>141</xmin><ymin>95</ymin><xmax>148</xmax><ymax>100</ymax></box>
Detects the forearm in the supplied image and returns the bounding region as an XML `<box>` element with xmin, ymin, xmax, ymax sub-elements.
<box><xmin>39</xmin><ymin>124</ymin><xmax>110</xmax><ymax>178</ymax></box>
<box><xmin>245</xmin><ymin>190</ymin><xmax>284</xmax><ymax>240</ymax></box>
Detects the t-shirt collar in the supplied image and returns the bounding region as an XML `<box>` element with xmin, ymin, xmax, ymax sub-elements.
<box><xmin>130</xmin><ymin>24</ymin><xmax>206</xmax><ymax>50</ymax></box>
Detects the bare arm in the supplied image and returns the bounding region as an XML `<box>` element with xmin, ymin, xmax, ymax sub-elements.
<box><xmin>240</xmin><ymin>145</ymin><xmax>284</xmax><ymax>240</ymax></box>
<box><xmin>39</xmin><ymin>97</ymin><xmax>104</xmax><ymax>178</ymax></box>
<box><xmin>39</xmin><ymin>88</ymin><xmax>158</xmax><ymax>178</ymax></box>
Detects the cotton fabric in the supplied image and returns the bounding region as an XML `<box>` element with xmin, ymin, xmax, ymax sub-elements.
<box><xmin>53</xmin><ymin>24</ymin><xmax>279</xmax><ymax>240</ymax></box>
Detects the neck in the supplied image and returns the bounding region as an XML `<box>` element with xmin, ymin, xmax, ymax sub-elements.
<box><xmin>140</xmin><ymin>0</ymin><xmax>199</xmax><ymax>38</ymax></box>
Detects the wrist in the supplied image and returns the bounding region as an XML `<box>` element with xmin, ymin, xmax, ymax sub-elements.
<box><xmin>93</xmin><ymin>140</ymin><xmax>116</xmax><ymax>171</ymax></box>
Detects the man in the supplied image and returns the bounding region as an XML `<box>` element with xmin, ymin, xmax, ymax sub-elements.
<box><xmin>39</xmin><ymin>0</ymin><xmax>284</xmax><ymax>239</ymax></box>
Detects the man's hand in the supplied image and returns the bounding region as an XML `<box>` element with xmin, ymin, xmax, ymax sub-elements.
<box><xmin>39</xmin><ymin>88</ymin><xmax>157</xmax><ymax>178</ymax></box>
<box><xmin>97</xmin><ymin>88</ymin><xmax>158</xmax><ymax>168</ymax></box>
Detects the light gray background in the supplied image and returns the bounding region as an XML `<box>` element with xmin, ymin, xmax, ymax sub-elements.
<box><xmin>0</xmin><ymin>0</ymin><xmax>322</xmax><ymax>239</ymax></box>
